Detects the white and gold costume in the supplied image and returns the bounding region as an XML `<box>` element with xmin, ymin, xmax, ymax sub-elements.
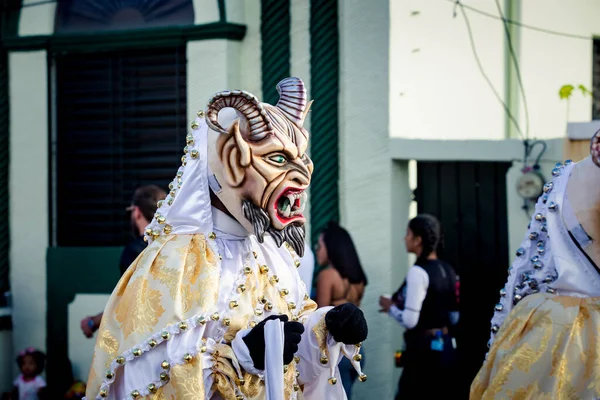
<box><xmin>85</xmin><ymin>78</ymin><xmax>366</xmax><ymax>400</ymax></box>
<box><xmin>472</xmin><ymin>153</ymin><xmax>600</xmax><ymax>399</ymax></box>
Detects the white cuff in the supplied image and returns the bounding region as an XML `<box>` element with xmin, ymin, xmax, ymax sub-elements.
<box><xmin>231</xmin><ymin>328</ymin><xmax>265</xmax><ymax>378</ymax></box>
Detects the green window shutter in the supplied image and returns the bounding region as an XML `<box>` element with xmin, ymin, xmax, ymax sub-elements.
<box><xmin>309</xmin><ymin>0</ymin><xmax>340</xmax><ymax>247</ymax></box>
<box><xmin>261</xmin><ymin>0</ymin><xmax>291</xmax><ymax>104</ymax></box>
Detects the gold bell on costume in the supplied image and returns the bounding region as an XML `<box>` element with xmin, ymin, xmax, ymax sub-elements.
<box><xmin>84</xmin><ymin>77</ymin><xmax>367</xmax><ymax>400</ymax></box>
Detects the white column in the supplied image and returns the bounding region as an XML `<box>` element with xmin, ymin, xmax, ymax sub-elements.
<box><xmin>9</xmin><ymin>51</ymin><xmax>49</xmax><ymax>363</ymax></box>
<box><xmin>290</xmin><ymin>0</ymin><xmax>310</xmax><ymax>118</ymax></box>
<box><xmin>193</xmin><ymin>0</ymin><xmax>220</xmax><ymax>25</ymax></box>
<box><xmin>187</xmin><ymin>40</ymin><xmax>237</xmax><ymax>123</ymax></box>
<box><xmin>226</xmin><ymin>0</ymin><xmax>246</xmax><ymax>24</ymax></box>
<box><xmin>238</xmin><ymin>0</ymin><xmax>262</xmax><ymax>100</ymax></box>
<box><xmin>338</xmin><ymin>0</ymin><xmax>396</xmax><ymax>398</ymax></box>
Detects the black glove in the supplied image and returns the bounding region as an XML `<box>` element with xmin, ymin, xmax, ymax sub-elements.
<box><xmin>242</xmin><ymin>315</ymin><xmax>305</xmax><ymax>370</ymax></box>
<box><xmin>325</xmin><ymin>303</ymin><xmax>368</xmax><ymax>345</ymax></box>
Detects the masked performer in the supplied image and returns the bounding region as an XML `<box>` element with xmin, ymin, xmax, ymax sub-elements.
<box><xmin>471</xmin><ymin>132</ymin><xmax>600</xmax><ymax>399</ymax></box>
<box><xmin>84</xmin><ymin>77</ymin><xmax>368</xmax><ymax>400</ymax></box>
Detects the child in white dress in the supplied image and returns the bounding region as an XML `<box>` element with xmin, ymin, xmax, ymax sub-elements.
<box><xmin>12</xmin><ymin>348</ymin><xmax>47</xmax><ymax>400</ymax></box>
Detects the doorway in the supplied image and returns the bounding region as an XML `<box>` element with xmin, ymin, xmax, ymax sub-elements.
<box><xmin>414</xmin><ymin>161</ymin><xmax>512</xmax><ymax>398</ymax></box>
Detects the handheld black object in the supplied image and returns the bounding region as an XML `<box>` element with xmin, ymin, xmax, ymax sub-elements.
<box><xmin>325</xmin><ymin>303</ymin><xmax>368</xmax><ymax>344</ymax></box>
<box><xmin>242</xmin><ymin>315</ymin><xmax>305</xmax><ymax>370</ymax></box>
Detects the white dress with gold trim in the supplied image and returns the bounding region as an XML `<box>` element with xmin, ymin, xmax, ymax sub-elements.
<box><xmin>84</xmin><ymin>116</ymin><xmax>363</xmax><ymax>400</ymax></box>
<box><xmin>471</xmin><ymin>160</ymin><xmax>600</xmax><ymax>399</ymax></box>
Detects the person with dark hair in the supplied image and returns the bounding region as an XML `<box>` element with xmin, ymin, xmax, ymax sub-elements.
<box><xmin>79</xmin><ymin>185</ymin><xmax>166</xmax><ymax>338</ymax></box>
<box><xmin>315</xmin><ymin>221</ymin><xmax>368</xmax><ymax>398</ymax></box>
<box><xmin>315</xmin><ymin>221</ymin><xmax>368</xmax><ymax>307</ymax></box>
<box><xmin>379</xmin><ymin>214</ymin><xmax>459</xmax><ymax>399</ymax></box>
<box><xmin>12</xmin><ymin>348</ymin><xmax>47</xmax><ymax>400</ymax></box>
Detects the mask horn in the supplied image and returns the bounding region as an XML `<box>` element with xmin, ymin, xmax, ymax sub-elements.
<box><xmin>275</xmin><ymin>77</ymin><xmax>308</xmax><ymax>127</ymax></box>
<box><xmin>205</xmin><ymin>90</ymin><xmax>273</xmax><ymax>141</ymax></box>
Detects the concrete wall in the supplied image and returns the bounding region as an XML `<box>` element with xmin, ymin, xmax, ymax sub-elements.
<box><xmin>519</xmin><ymin>0</ymin><xmax>599</xmax><ymax>138</ymax></box>
<box><xmin>8</xmin><ymin>50</ymin><xmax>49</xmax><ymax>370</ymax></box>
<box><xmin>339</xmin><ymin>0</ymin><xmax>400</xmax><ymax>398</ymax></box>
<box><xmin>390</xmin><ymin>0</ymin><xmax>598</xmax><ymax>140</ymax></box>
<box><xmin>68</xmin><ymin>295</ymin><xmax>111</xmax><ymax>382</ymax></box>
<box><xmin>389</xmin><ymin>0</ymin><xmax>506</xmax><ymax>139</ymax></box>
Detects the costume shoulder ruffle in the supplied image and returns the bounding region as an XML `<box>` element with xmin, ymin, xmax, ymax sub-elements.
<box><xmin>86</xmin><ymin>233</ymin><xmax>222</xmax><ymax>399</ymax></box>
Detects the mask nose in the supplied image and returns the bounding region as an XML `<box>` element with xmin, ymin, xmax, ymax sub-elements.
<box><xmin>289</xmin><ymin>161</ymin><xmax>311</xmax><ymax>186</ymax></box>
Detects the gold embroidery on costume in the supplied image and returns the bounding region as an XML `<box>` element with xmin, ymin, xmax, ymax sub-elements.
<box><xmin>312</xmin><ymin>317</ymin><xmax>329</xmax><ymax>358</ymax></box>
<box><xmin>283</xmin><ymin>364</ymin><xmax>297</xmax><ymax>400</ymax></box>
<box><xmin>212</xmin><ymin>374</ymin><xmax>237</xmax><ymax>400</ymax></box>
<box><xmin>86</xmin><ymin>231</ymin><xmax>309</xmax><ymax>400</ymax></box>
<box><xmin>471</xmin><ymin>293</ymin><xmax>600</xmax><ymax>400</ymax></box>
<box><xmin>549</xmin><ymin>295</ymin><xmax>583</xmax><ymax>308</ymax></box>
<box><xmin>511</xmin><ymin>313</ymin><xmax>552</xmax><ymax>373</ymax></box>
<box><xmin>299</xmin><ymin>299</ymin><xmax>318</xmax><ymax>318</ymax></box>
<box><xmin>239</xmin><ymin>373</ymin><xmax>263</xmax><ymax>398</ymax></box>
<box><xmin>87</xmin><ymin>365</ymin><xmax>97</xmax><ymax>391</ymax></box>
<box><xmin>115</xmin><ymin>262</ymin><xmax>136</xmax><ymax>297</ymax></box>
<box><xmin>141</xmin><ymin>387</ymin><xmax>175</xmax><ymax>400</ymax></box>
<box><xmin>192</xmin><ymin>237</ymin><xmax>220</xmax><ymax>309</ymax></box>
<box><xmin>97</xmin><ymin>328</ymin><xmax>119</xmax><ymax>359</ymax></box>
<box><xmin>170</xmin><ymin>356</ymin><xmax>205</xmax><ymax>400</ymax></box>
<box><xmin>115</xmin><ymin>277</ymin><xmax>166</xmax><ymax>339</ymax></box>
<box><xmin>506</xmin><ymin>381</ymin><xmax>553</xmax><ymax>400</ymax></box>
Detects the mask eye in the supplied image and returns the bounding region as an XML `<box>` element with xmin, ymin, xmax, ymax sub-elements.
<box><xmin>268</xmin><ymin>154</ymin><xmax>287</xmax><ymax>165</ymax></box>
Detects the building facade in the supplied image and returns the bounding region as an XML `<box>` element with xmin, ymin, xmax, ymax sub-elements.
<box><xmin>0</xmin><ymin>0</ymin><xmax>598</xmax><ymax>398</ymax></box>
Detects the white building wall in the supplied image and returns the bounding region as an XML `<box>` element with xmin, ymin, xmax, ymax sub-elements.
<box><xmin>8</xmin><ymin>50</ymin><xmax>49</xmax><ymax>369</ymax></box>
<box><xmin>519</xmin><ymin>0</ymin><xmax>598</xmax><ymax>139</ymax></box>
<box><xmin>389</xmin><ymin>0</ymin><xmax>506</xmax><ymax>140</ymax></box>
<box><xmin>390</xmin><ymin>0</ymin><xmax>599</xmax><ymax>141</ymax></box>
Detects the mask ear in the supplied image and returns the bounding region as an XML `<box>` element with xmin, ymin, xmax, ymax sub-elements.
<box><xmin>220</xmin><ymin>119</ymin><xmax>252</xmax><ymax>187</ymax></box>
<box><xmin>300</xmin><ymin>100</ymin><xmax>313</xmax><ymax>126</ymax></box>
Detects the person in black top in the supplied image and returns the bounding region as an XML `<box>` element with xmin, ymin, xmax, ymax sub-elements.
<box><xmin>80</xmin><ymin>185</ymin><xmax>166</xmax><ymax>338</ymax></box>
<box><xmin>379</xmin><ymin>214</ymin><xmax>460</xmax><ymax>399</ymax></box>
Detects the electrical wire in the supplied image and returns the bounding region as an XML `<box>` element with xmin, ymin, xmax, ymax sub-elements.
<box><xmin>446</xmin><ymin>0</ymin><xmax>591</xmax><ymax>41</ymax></box>
<box><xmin>529</xmin><ymin>140</ymin><xmax>547</xmax><ymax>167</ymax></box>
<box><xmin>495</xmin><ymin>0</ymin><xmax>530</xmax><ymax>139</ymax></box>
<box><xmin>455</xmin><ymin>2</ymin><xmax>525</xmax><ymax>140</ymax></box>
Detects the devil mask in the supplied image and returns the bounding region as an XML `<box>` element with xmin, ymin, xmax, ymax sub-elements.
<box><xmin>204</xmin><ymin>77</ymin><xmax>313</xmax><ymax>256</ymax></box>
